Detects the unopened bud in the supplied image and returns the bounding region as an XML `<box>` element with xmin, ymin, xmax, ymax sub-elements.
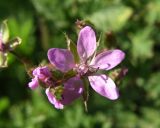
<box><xmin>9</xmin><ymin>37</ymin><xmax>21</xmax><ymax>50</ymax></box>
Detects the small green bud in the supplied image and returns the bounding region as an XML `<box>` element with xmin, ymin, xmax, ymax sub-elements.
<box><xmin>0</xmin><ymin>20</ymin><xmax>9</xmax><ymax>43</ymax></box>
<box><xmin>0</xmin><ymin>20</ymin><xmax>22</xmax><ymax>68</ymax></box>
<box><xmin>9</xmin><ymin>37</ymin><xmax>22</xmax><ymax>50</ymax></box>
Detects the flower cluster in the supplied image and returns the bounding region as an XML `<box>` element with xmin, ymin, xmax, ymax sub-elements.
<box><xmin>28</xmin><ymin>26</ymin><xmax>125</xmax><ymax>109</ymax></box>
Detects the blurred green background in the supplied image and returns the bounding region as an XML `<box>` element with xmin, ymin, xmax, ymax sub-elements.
<box><xmin>0</xmin><ymin>0</ymin><xmax>160</xmax><ymax>128</ymax></box>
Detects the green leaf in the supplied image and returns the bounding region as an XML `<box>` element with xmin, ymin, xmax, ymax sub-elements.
<box><xmin>64</xmin><ymin>33</ymin><xmax>80</xmax><ymax>63</ymax></box>
<box><xmin>87</xmin><ymin>5</ymin><xmax>133</xmax><ymax>31</ymax></box>
<box><xmin>0</xmin><ymin>97</ymin><xmax>9</xmax><ymax>114</ymax></box>
<box><xmin>130</xmin><ymin>28</ymin><xmax>154</xmax><ymax>62</ymax></box>
<box><xmin>139</xmin><ymin>107</ymin><xmax>160</xmax><ymax>128</ymax></box>
<box><xmin>0</xmin><ymin>20</ymin><xmax>9</xmax><ymax>43</ymax></box>
<box><xmin>145</xmin><ymin>0</ymin><xmax>160</xmax><ymax>25</ymax></box>
<box><xmin>145</xmin><ymin>72</ymin><xmax>160</xmax><ymax>99</ymax></box>
<box><xmin>8</xmin><ymin>15</ymin><xmax>35</xmax><ymax>55</ymax></box>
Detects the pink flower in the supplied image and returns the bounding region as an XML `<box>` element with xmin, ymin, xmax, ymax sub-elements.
<box><xmin>28</xmin><ymin>66</ymin><xmax>51</xmax><ymax>89</ymax></box>
<box><xmin>45</xmin><ymin>77</ymin><xmax>83</xmax><ymax>109</ymax></box>
<box><xmin>32</xmin><ymin>66</ymin><xmax>51</xmax><ymax>81</ymax></box>
<box><xmin>48</xmin><ymin>26</ymin><xmax>125</xmax><ymax>100</ymax></box>
<box><xmin>28</xmin><ymin>77</ymin><xmax>39</xmax><ymax>90</ymax></box>
<box><xmin>28</xmin><ymin>66</ymin><xmax>83</xmax><ymax>109</ymax></box>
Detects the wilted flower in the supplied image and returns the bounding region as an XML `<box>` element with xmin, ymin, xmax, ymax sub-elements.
<box><xmin>48</xmin><ymin>26</ymin><xmax>125</xmax><ymax>100</ymax></box>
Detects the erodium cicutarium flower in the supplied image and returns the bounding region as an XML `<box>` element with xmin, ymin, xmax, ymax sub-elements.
<box><xmin>29</xmin><ymin>26</ymin><xmax>125</xmax><ymax>109</ymax></box>
<box><xmin>48</xmin><ymin>26</ymin><xmax>125</xmax><ymax>100</ymax></box>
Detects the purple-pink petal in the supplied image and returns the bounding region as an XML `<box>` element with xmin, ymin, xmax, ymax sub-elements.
<box><xmin>28</xmin><ymin>77</ymin><xmax>39</xmax><ymax>90</ymax></box>
<box><xmin>33</xmin><ymin>66</ymin><xmax>51</xmax><ymax>80</ymax></box>
<box><xmin>45</xmin><ymin>88</ymin><xmax>64</xmax><ymax>109</ymax></box>
<box><xmin>45</xmin><ymin>77</ymin><xmax>83</xmax><ymax>109</ymax></box>
<box><xmin>61</xmin><ymin>77</ymin><xmax>83</xmax><ymax>105</ymax></box>
<box><xmin>48</xmin><ymin>48</ymin><xmax>75</xmax><ymax>72</ymax></box>
<box><xmin>88</xmin><ymin>74</ymin><xmax>119</xmax><ymax>100</ymax></box>
<box><xmin>90</xmin><ymin>49</ymin><xmax>125</xmax><ymax>70</ymax></box>
<box><xmin>77</xmin><ymin>26</ymin><xmax>97</xmax><ymax>62</ymax></box>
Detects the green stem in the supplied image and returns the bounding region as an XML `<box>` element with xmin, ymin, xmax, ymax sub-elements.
<box><xmin>9</xmin><ymin>50</ymin><xmax>33</xmax><ymax>76</ymax></box>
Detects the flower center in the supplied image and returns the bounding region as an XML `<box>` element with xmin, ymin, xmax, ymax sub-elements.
<box><xmin>75</xmin><ymin>63</ymin><xmax>89</xmax><ymax>76</ymax></box>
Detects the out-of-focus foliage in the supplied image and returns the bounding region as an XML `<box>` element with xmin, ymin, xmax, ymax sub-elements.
<box><xmin>0</xmin><ymin>0</ymin><xmax>160</xmax><ymax>128</ymax></box>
